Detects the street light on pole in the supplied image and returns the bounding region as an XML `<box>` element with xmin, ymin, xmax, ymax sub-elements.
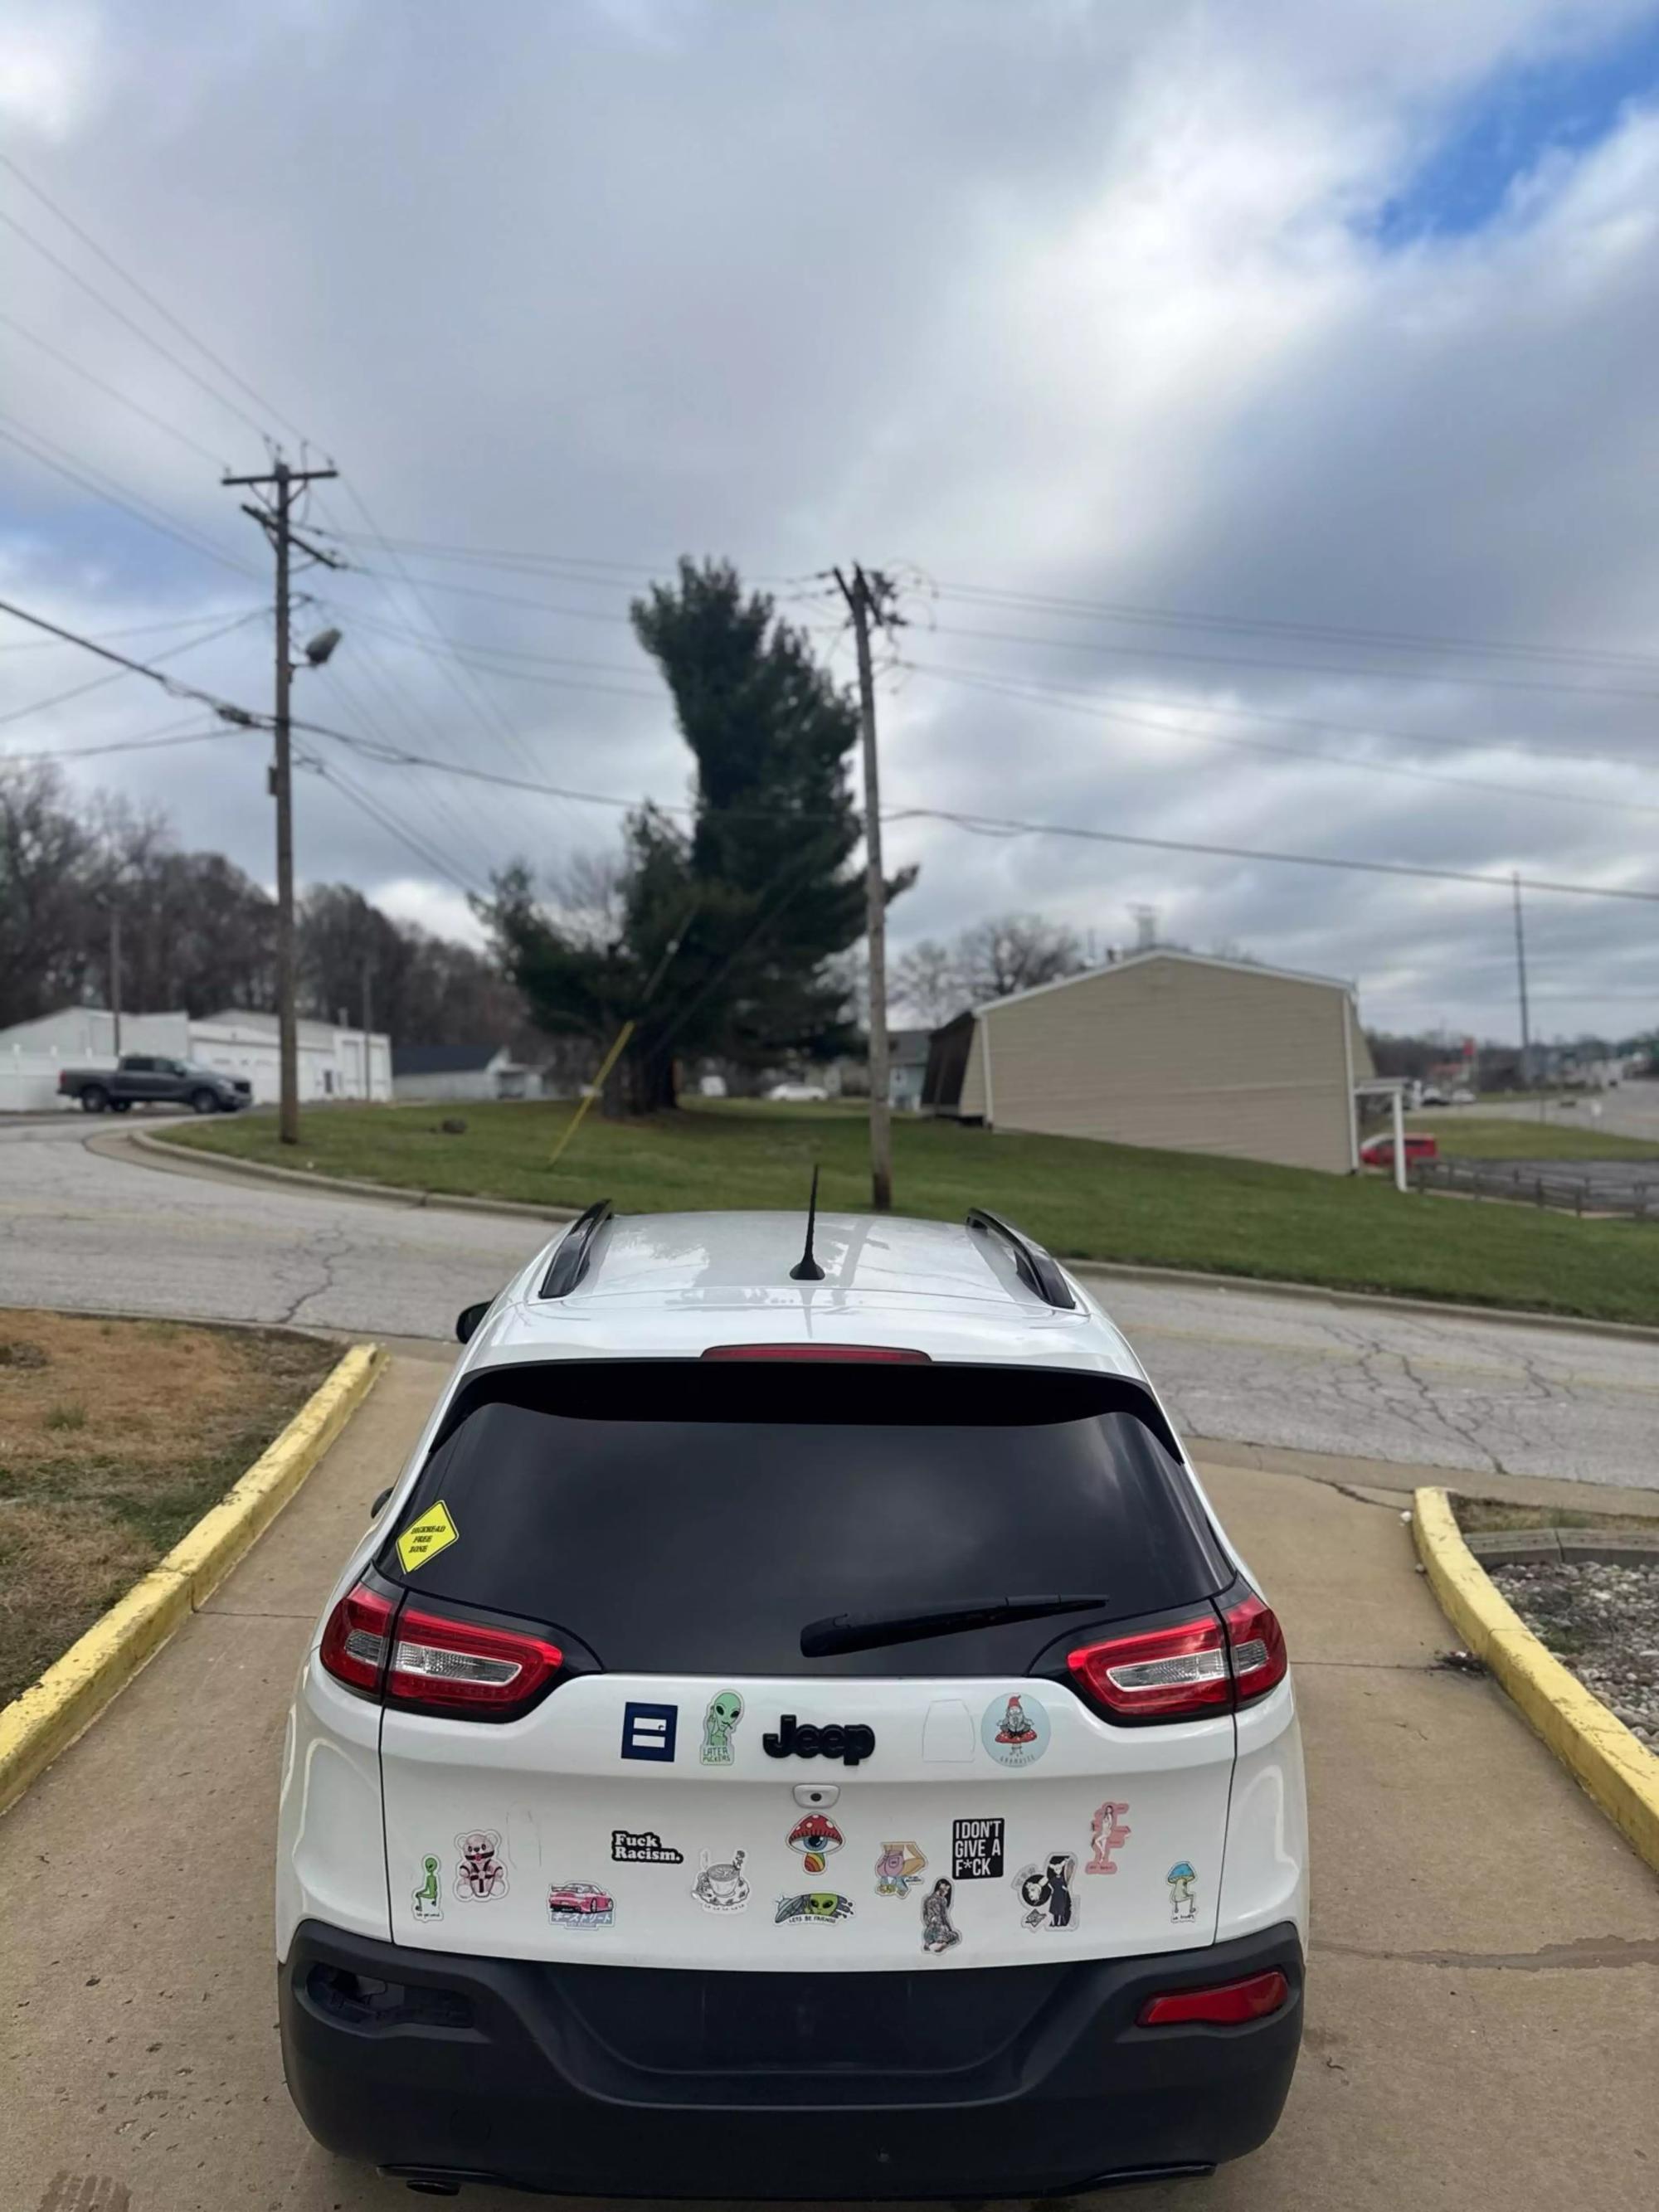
<box><xmin>222</xmin><ymin>459</ymin><xmax>342</xmax><ymax>1144</ymax></box>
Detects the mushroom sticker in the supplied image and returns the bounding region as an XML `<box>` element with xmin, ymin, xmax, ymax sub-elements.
<box><xmin>786</xmin><ymin>1810</ymin><xmax>844</xmax><ymax>1874</ymax></box>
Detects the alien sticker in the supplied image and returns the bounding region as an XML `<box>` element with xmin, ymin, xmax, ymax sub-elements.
<box><xmin>874</xmin><ymin>1841</ymin><xmax>927</xmax><ymax>1898</ymax></box>
<box><xmin>411</xmin><ymin>1853</ymin><xmax>443</xmax><ymax>1922</ymax></box>
<box><xmin>786</xmin><ymin>1810</ymin><xmax>845</xmax><ymax>1874</ymax></box>
<box><xmin>692</xmin><ymin>1847</ymin><xmax>751</xmax><ymax>1914</ymax></box>
<box><xmin>1014</xmin><ymin>1852</ymin><xmax>1078</xmax><ymax>1932</ymax></box>
<box><xmin>701</xmin><ymin>1689</ymin><xmax>744</xmax><ymax>1766</ymax></box>
<box><xmin>775</xmin><ymin>1891</ymin><xmax>855</xmax><ymax>1926</ymax></box>
<box><xmin>454</xmin><ymin>1829</ymin><xmax>508</xmax><ymax>1900</ymax></box>
<box><xmin>1167</xmin><ymin>1861</ymin><xmax>1198</xmax><ymax>1923</ymax></box>
<box><xmin>920</xmin><ymin>1876</ymin><xmax>961</xmax><ymax>1955</ymax></box>
<box><xmin>980</xmin><ymin>1692</ymin><xmax>1051</xmax><ymax>1768</ymax></box>
<box><xmin>1086</xmin><ymin>1801</ymin><xmax>1131</xmax><ymax>1875</ymax></box>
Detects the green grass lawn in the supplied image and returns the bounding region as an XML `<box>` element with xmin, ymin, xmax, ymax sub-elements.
<box><xmin>163</xmin><ymin>1097</ymin><xmax>1659</xmax><ymax>1326</ymax></box>
<box><xmin>1402</xmin><ymin>1114</ymin><xmax>1659</xmax><ymax>1160</ymax></box>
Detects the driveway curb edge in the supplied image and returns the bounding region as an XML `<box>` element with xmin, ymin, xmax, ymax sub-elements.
<box><xmin>0</xmin><ymin>1340</ymin><xmax>386</xmax><ymax>1820</ymax></box>
<box><xmin>1413</xmin><ymin>1485</ymin><xmax>1659</xmax><ymax>1874</ymax></box>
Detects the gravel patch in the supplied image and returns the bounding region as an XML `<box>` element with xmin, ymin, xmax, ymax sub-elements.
<box><xmin>1491</xmin><ymin>1560</ymin><xmax>1659</xmax><ymax>1748</ymax></box>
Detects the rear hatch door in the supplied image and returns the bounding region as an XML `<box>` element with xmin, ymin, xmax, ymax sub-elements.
<box><xmin>377</xmin><ymin>1359</ymin><xmax>1236</xmax><ymax>1971</ymax></box>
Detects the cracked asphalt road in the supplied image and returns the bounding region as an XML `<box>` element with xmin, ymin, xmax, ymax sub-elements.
<box><xmin>5</xmin><ymin>1116</ymin><xmax>1657</xmax><ymax>1488</ymax></box>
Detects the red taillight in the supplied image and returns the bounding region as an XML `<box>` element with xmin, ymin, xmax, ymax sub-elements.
<box><xmin>701</xmin><ymin>1344</ymin><xmax>931</xmax><ymax>1363</ymax></box>
<box><xmin>1068</xmin><ymin>1590</ymin><xmax>1287</xmax><ymax>1722</ymax></box>
<box><xmin>1224</xmin><ymin>1588</ymin><xmax>1289</xmax><ymax>1704</ymax></box>
<box><xmin>1139</xmin><ymin>1970</ymin><xmax>1289</xmax><ymax>2027</ymax></box>
<box><xmin>319</xmin><ymin>1582</ymin><xmax>394</xmax><ymax>1694</ymax></box>
<box><xmin>1068</xmin><ymin>1615</ymin><xmax>1231</xmax><ymax>1719</ymax></box>
<box><xmin>319</xmin><ymin>1583</ymin><xmax>564</xmax><ymax>1716</ymax></box>
<box><xmin>387</xmin><ymin>1607</ymin><xmax>564</xmax><ymax>1714</ymax></box>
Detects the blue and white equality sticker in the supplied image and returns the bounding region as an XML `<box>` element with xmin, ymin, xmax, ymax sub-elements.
<box><xmin>620</xmin><ymin>1700</ymin><xmax>678</xmax><ymax>1762</ymax></box>
<box><xmin>980</xmin><ymin>1691</ymin><xmax>1050</xmax><ymax>1767</ymax></box>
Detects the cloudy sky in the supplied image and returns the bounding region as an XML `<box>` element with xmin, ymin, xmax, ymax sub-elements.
<box><xmin>3</xmin><ymin>0</ymin><xmax>1659</xmax><ymax>1043</ymax></box>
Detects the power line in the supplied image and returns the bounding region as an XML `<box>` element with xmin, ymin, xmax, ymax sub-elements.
<box><xmin>0</xmin><ymin>607</ymin><xmax>265</xmax><ymax>728</ymax></box>
<box><xmin>1</xmin><ymin>153</ymin><xmax>310</xmax><ymax>445</ymax></box>
<box><xmin>0</xmin><ymin>606</ymin><xmax>264</xmax><ymax>654</ymax></box>
<box><xmin>0</xmin><ymin>407</ymin><xmax>262</xmax><ymax>577</ymax></box>
<box><xmin>922</xmin><ymin>614</ymin><xmax>1659</xmax><ymax>709</ymax></box>
<box><xmin>309</xmin><ymin>529</ymin><xmax>664</xmax><ymax>583</ymax></box>
<box><xmin>927</xmin><ymin>576</ymin><xmax>1659</xmax><ymax>680</ymax></box>
<box><xmin>315</xmin><ymin>658</ymin><xmax>504</xmax><ymax>887</ymax></box>
<box><xmin>907</xmin><ymin>659</ymin><xmax>1659</xmax><ymax>823</ymax></box>
<box><xmin>304</xmin><ymin>753</ymin><xmax>492</xmax><ymax>903</ymax></box>
<box><xmin>0</xmin><ymin>202</ymin><xmax>275</xmax><ymax>445</ymax></box>
<box><xmin>2</xmin><ymin>713</ymin><xmax>234</xmax><ymax>764</ymax></box>
<box><xmin>0</xmin><ymin>309</ymin><xmax>231</xmax><ymax>468</ymax></box>
<box><xmin>888</xmin><ymin>801</ymin><xmax>1659</xmax><ymax>907</ymax></box>
<box><xmin>344</xmin><ymin>563</ymin><xmax>637</xmax><ymax>626</ymax></box>
<box><xmin>322</xmin><ymin>484</ymin><xmax>567</xmax><ymax>799</ymax></box>
<box><xmin>284</xmin><ymin>715</ymin><xmax>1659</xmax><ymax>908</ymax></box>
<box><xmin>325</xmin><ymin>599</ymin><xmax>654</xmax><ymax>683</ymax></box>
<box><xmin>9</xmin><ymin>589</ymin><xmax>1659</xmax><ymax>912</ymax></box>
<box><xmin>907</xmin><ymin>654</ymin><xmax>1659</xmax><ymax>783</ymax></box>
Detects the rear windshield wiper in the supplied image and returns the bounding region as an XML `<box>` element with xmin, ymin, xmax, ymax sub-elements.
<box><xmin>800</xmin><ymin>1593</ymin><xmax>1109</xmax><ymax>1659</ymax></box>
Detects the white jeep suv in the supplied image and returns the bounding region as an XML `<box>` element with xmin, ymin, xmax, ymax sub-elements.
<box><xmin>276</xmin><ymin>1203</ymin><xmax>1307</xmax><ymax>2198</ymax></box>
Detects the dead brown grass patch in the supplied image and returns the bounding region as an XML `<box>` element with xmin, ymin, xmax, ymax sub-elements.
<box><xmin>0</xmin><ymin>1310</ymin><xmax>337</xmax><ymax>1704</ymax></box>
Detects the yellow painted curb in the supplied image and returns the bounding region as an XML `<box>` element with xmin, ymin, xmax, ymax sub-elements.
<box><xmin>1413</xmin><ymin>1486</ymin><xmax>1659</xmax><ymax>1874</ymax></box>
<box><xmin>0</xmin><ymin>1340</ymin><xmax>386</xmax><ymax>1819</ymax></box>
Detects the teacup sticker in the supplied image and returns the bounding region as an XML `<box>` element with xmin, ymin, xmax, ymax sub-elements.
<box><xmin>980</xmin><ymin>1691</ymin><xmax>1050</xmax><ymax>1768</ymax></box>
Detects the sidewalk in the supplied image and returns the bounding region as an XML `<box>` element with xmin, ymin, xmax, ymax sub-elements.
<box><xmin>2</xmin><ymin>1366</ymin><xmax>1655</xmax><ymax>2210</ymax></box>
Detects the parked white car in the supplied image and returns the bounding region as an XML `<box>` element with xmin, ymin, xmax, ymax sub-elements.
<box><xmin>276</xmin><ymin>1203</ymin><xmax>1306</xmax><ymax>2197</ymax></box>
<box><xmin>766</xmin><ymin>1080</ymin><xmax>830</xmax><ymax>1101</ymax></box>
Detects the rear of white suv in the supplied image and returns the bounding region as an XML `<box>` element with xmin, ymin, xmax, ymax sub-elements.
<box><xmin>277</xmin><ymin>1207</ymin><xmax>1306</xmax><ymax>2198</ymax></box>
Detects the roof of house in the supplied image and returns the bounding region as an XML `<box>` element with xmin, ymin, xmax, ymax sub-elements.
<box><xmin>889</xmin><ymin>1028</ymin><xmax>933</xmax><ymax>1067</ymax></box>
<box><xmin>971</xmin><ymin>946</ymin><xmax>1359</xmax><ymax>1018</ymax></box>
<box><xmin>392</xmin><ymin>1043</ymin><xmax>505</xmax><ymax>1077</ymax></box>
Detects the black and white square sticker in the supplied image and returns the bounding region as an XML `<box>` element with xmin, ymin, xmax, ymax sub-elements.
<box><xmin>952</xmin><ymin>1816</ymin><xmax>1005</xmax><ymax>1879</ymax></box>
<box><xmin>620</xmin><ymin>1701</ymin><xmax>679</xmax><ymax>1762</ymax></box>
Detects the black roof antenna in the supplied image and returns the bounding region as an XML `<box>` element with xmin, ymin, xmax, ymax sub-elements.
<box><xmin>789</xmin><ymin>1164</ymin><xmax>825</xmax><ymax>1281</ymax></box>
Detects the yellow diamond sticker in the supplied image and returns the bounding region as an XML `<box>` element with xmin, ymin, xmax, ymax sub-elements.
<box><xmin>396</xmin><ymin>1500</ymin><xmax>459</xmax><ymax>1573</ymax></box>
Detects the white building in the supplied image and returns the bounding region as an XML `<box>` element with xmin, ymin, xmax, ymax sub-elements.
<box><xmin>392</xmin><ymin>1043</ymin><xmax>542</xmax><ymax>1103</ymax></box>
<box><xmin>0</xmin><ymin>1005</ymin><xmax>392</xmax><ymax>1112</ymax></box>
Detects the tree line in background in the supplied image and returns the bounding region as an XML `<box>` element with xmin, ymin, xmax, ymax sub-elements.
<box><xmin>0</xmin><ymin>757</ymin><xmax>528</xmax><ymax>1047</ymax></box>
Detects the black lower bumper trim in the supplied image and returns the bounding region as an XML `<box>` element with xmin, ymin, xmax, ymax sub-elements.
<box><xmin>280</xmin><ymin>1919</ymin><xmax>1302</xmax><ymax>2199</ymax></box>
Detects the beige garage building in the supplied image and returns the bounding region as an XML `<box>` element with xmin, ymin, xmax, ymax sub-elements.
<box><xmin>940</xmin><ymin>949</ymin><xmax>1372</xmax><ymax>1173</ymax></box>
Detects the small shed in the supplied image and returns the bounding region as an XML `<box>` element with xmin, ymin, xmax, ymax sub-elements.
<box><xmin>935</xmin><ymin>950</ymin><xmax>1371</xmax><ymax>1173</ymax></box>
<box><xmin>392</xmin><ymin>1043</ymin><xmax>539</xmax><ymax>1104</ymax></box>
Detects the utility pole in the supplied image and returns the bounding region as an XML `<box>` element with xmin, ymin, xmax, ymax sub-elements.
<box><xmin>223</xmin><ymin>457</ymin><xmax>339</xmax><ymax>1144</ymax></box>
<box><xmin>1511</xmin><ymin>870</ymin><xmax>1533</xmax><ymax>1096</ymax></box>
<box><xmin>361</xmin><ymin>952</ymin><xmax>374</xmax><ymax>1101</ymax></box>
<box><xmin>108</xmin><ymin>903</ymin><xmax>123</xmax><ymax>1057</ymax></box>
<box><xmin>834</xmin><ymin>565</ymin><xmax>901</xmax><ymax>1212</ymax></box>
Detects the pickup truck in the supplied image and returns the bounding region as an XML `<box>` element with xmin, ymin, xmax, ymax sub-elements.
<box><xmin>57</xmin><ymin>1055</ymin><xmax>253</xmax><ymax>1115</ymax></box>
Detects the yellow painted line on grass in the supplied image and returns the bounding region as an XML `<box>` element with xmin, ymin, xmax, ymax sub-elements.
<box><xmin>1413</xmin><ymin>1486</ymin><xmax>1659</xmax><ymax>1874</ymax></box>
<box><xmin>0</xmin><ymin>1340</ymin><xmax>386</xmax><ymax>1819</ymax></box>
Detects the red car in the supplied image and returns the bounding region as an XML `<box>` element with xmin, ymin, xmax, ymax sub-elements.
<box><xmin>1360</xmin><ymin>1133</ymin><xmax>1438</xmax><ymax>1168</ymax></box>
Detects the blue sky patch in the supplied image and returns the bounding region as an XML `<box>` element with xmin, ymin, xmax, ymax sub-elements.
<box><xmin>1371</xmin><ymin>15</ymin><xmax>1659</xmax><ymax>246</ymax></box>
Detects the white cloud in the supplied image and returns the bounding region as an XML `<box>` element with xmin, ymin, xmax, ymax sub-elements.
<box><xmin>2</xmin><ymin>0</ymin><xmax>1658</xmax><ymax>1043</ymax></box>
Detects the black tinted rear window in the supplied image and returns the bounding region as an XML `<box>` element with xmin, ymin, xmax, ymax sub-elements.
<box><xmin>382</xmin><ymin>1362</ymin><xmax>1225</xmax><ymax>1676</ymax></box>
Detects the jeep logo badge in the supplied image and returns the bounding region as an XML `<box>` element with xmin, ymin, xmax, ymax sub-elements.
<box><xmin>762</xmin><ymin>1714</ymin><xmax>876</xmax><ymax>1769</ymax></box>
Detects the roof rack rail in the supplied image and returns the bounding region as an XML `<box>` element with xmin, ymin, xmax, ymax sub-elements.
<box><xmin>965</xmin><ymin>1207</ymin><xmax>1076</xmax><ymax>1311</ymax></box>
<box><xmin>539</xmin><ymin>1198</ymin><xmax>614</xmax><ymax>1299</ymax></box>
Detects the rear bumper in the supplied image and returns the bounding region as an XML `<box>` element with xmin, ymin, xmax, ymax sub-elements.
<box><xmin>280</xmin><ymin>1918</ymin><xmax>1303</xmax><ymax>2198</ymax></box>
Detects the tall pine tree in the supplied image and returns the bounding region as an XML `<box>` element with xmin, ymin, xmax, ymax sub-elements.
<box><xmin>486</xmin><ymin>558</ymin><xmax>911</xmax><ymax>1111</ymax></box>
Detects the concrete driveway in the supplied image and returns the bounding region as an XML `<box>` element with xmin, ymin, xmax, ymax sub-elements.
<box><xmin>4</xmin><ymin>1116</ymin><xmax>1658</xmax><ymax>1490</ymax></box>
<box><xmin>2</xmin><ymin>1358</ymin><xmax>1656</xmax><ymax>2211</ymax></box>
